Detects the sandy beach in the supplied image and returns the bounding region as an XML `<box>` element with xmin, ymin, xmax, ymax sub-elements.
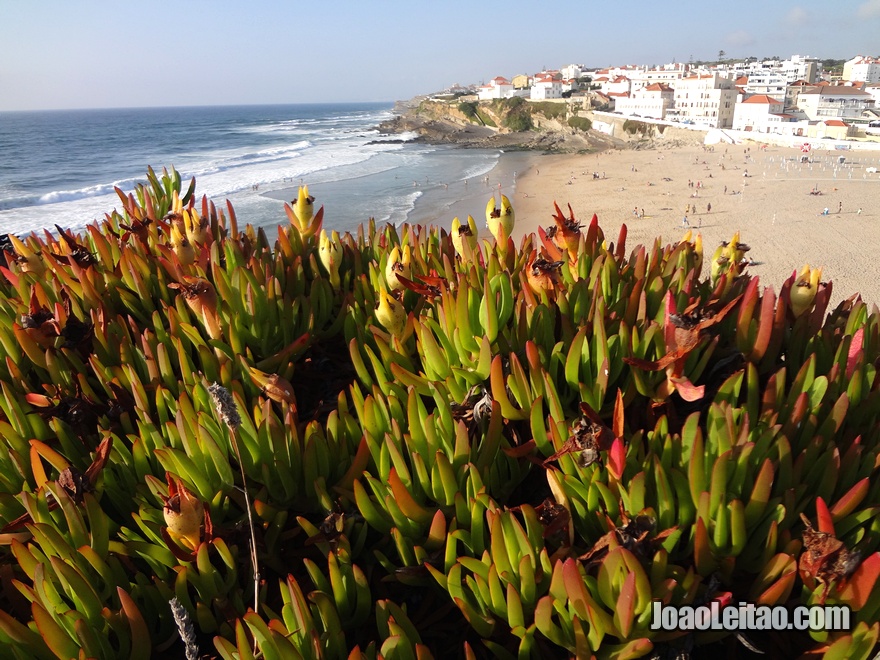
<box><xmin>511</xmin><ymin>143</ymin><xmax>880</xmax><ymax>308</ymax></box>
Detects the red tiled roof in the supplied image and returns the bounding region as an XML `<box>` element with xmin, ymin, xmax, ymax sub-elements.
<box><xmin>801</xmin><ymin>86</ymin><xmax>871</xmax><ymax>96</ymax></box>
<box><xmin>822</xmin><ymin>119</ymin><xmax>849</xmax><ymax>127</ymax></box>
<box><xmin>743</xmin><ymin>94</ymin><xmax>783</xmax><ymax>104</ymax></box>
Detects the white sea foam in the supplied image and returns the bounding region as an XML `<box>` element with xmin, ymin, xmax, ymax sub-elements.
<box><xmin>0</xmin><ymin>105</ymin><xmax>505</xmax><ymax>239</ymax></box>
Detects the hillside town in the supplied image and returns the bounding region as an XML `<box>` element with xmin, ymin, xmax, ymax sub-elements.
<box><xmin>449</xmin><ymin>55</ymin><xmax>880</xmax><ymax>142</ymax></box>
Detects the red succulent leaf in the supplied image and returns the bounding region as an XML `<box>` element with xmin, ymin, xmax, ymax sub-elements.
<box><xmin>24</xmin><ymin>393</ymin><xmax>53</xmax><ymax>407</ymax></box>
<box><xmin>815</xmin><ymin>497</ymin><xmax>835</xmax><ymax>535</ymax></box>
<box><xmin>612</xmin><ymin>389</ymin><xmax>625</xmax><ymax>439</ymax></box>
<box><xmin>83</xmin><ymin>436</ymin><xmax>113</xmax><ymax>487</ymax></box>
<box><xmin>537</xmin><ymin>225</ymin><xmax>563</xmax><ymax>261</ymax></box>
<box><xmin>615</xmin><ymin>223</ymin><xmax>628</xmax><ymax>261</ymax></box>
<box><xmin>396</xmin><ymin>274</ymin><xmax>444</xmax><ymax>298</ymax></box>
<box><xmin>502</xmin><ymin>439</ymin><xmax>537</xmax><ymax>458</ymax></box>
<box><xmin>669</xmin><ymin>376</ymin><xmax>705</xmax><ymax>402</ymax></box>
<box><xmin>837</xmin><ymin>552</ymin><xmax>880</xmax><ymax>610</ymax></box>
<box><xmin>847</xmin><ymin>327</ymin><xmax>864</xmax><ymax>379</ymax></box>
<box><xmin>607</xmin><ymin>437</ymin><xmax>626</xmax><ymax>480</ymax></box>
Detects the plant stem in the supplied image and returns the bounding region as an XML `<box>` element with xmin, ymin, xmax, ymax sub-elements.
<box><xmin>230</xmin><ymin>426</ymin><xmax>260</xmax><ymax>614</ymax></box>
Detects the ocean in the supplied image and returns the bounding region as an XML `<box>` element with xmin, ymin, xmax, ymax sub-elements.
<box><xmin>0</xmin><ymin>103</ymin><xmax>525</xmax><ymax>238</ymax></box>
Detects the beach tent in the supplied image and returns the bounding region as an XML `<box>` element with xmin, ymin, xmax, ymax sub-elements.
<box><xmin>704</xmin><ymin>129</ymin><xmax>736</xmax><ymax>145</ymax></box>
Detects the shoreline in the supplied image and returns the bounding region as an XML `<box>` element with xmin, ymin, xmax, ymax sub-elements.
<box><xmin>260</xmin><ymin>114</ymin><xmax>880</xmax><ymax>309</ymax></box>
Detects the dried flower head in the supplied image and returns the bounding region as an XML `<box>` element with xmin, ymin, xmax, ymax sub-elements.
<box><xmin>208</xmin><ymin>382</ymin><xmax>241</xmax><ymax>430</ymax></box>
<box><xmin>169</xmin><ymin>597</ymin><xmax>199</xmax><ymax>660</ymax></box>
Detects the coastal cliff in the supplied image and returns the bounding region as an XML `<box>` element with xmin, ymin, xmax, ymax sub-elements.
<box><xmin>377</xmin><ymin>98</ymin><xmax>629</xmax><ymax>153</ymax></box>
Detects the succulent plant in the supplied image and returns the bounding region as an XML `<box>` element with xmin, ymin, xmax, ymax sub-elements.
<box><xmin>0</xmin><ymin>172</ymin><xmax>879</xmax><ymax>659</ymax></box>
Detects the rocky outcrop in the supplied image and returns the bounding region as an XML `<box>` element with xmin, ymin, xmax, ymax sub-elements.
<box><xmin>376</xmin><ymin>100</ymin><xmax>627</xmax><ymax>154</ymax></box>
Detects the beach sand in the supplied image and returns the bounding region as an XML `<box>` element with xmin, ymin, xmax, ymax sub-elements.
<box><xmin>511</xmin><ymin>144</ymin><xmax>880</xmax><ymax>308</ymax></box>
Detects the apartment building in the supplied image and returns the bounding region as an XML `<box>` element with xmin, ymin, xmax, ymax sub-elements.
<box><xmin>669</xmin><ymin>73</ymin><xmax>737</xmax><ymax>127</ymax></box>
<box><xmin>843</xmin><ymin>56</ymin><xmax>880</xmax><ymax>84</ymax></box>
<box><xmin>796</xmin><ymin>86</ymin><xmax>876</xmax><ymax>120</ymax></box>
<box><xmin>613</xmin><ymin>83</ymin><xmax>674</xmax><ymax>119</ymax></box>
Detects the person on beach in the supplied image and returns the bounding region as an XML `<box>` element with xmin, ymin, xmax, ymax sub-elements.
<box><xmin>724</xmin><ymin>185</ymin><xmax>728</xmax><ymax>194</ymax></box>
<box><xmin>838</xmin><ymin>201</ymin><xmax>843</xmax><ymax>214</ymax></box>
<box><xmin>682</xmin><ymin>216</ymin><xmax>689</xmax><ymax>228</ymax></box>
<box><xmin>707</xmin><ymin>202</ymin><xmax>712</xmax><ymax>214</ymax></box>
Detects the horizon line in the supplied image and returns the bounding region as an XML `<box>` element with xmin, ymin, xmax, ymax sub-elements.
<box><xmin>0</xmin><ymin>100</ymin><xmax>398</xmax><ymax>114</ymax></box>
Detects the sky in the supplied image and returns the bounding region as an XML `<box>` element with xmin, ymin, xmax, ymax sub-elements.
<box><xmin>1</xmin><ymin>0</ymin><xmax>879</xmax><ymax>111</ymax></box>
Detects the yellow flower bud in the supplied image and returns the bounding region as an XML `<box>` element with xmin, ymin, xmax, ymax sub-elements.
<box><xmin>451</xmin><ymin>216</ymin><xmax>478</xmax><ymax>256</ymax></box>
<box><xmin>7</xmin><ymin>234</ymin><xmax>45</xmax><ymax>275</ymax></box>
<box><xmin>375</xmin><ymin>289</ymin><xmax>406</xmax><ymax>338</ymax></box>
<box><xmin>318</xmin><ymin>229</ymin><xmax>342</xmax><ymax>289</ymax></box>
<box><xmin>293</xmin><ymin>186</ymin><xmax>315</xmax><ymax>229</ymax></box>
<box><xmin>526</xmin><ymin>254</ymin><xmax>563</xmax><ymax>296</ymax></box>
<box><xmin>169</xmin><ymin>276</ymin><xmax>221</xmax><ymax>340</ymax></box>
<box><xmin>385</xmin><ymin>245</ymin><xmax>412</xmax><ymax>291</ymax></box>
<box><xmin>486</xmin><ymin>194</ymin><xmax>515</xmax><ymax>242</ymax></box>
<box><xmin>710</xmin><ymin>244</ymin><xmax>730</xmax><ymax>284</ymax></box>
<box><xmin>790</xmin><ymin>265</ymin><xmax>822</xmax><ymax>318</ymax></box>
<box><xmin>163</xmin><ymin>478</ymin><xmax>205</xmax><ymax>551</ymax></box>
<box><xmin>170</xmin><ymin>221</ymin><xmax>195</xmax><ymax>267</ymax></box>
<box><xmin>183</xmin><ymin>209</ymin><xmax>210</xmax><ymax>246</ymax></box>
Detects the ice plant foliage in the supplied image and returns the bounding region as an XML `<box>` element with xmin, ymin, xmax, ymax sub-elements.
<box><xmin>0</xmin><ymin>167</ymin><xmax>879</xmax><ymax>658</ymax></box>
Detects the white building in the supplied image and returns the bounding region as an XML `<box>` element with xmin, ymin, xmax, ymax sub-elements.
<box><xmin>477</xmin><ymin>77</ymin><xmax>513</xmax><ymax>100</ymax></box>
<box><xmin>781</xmin><ymin>55</ymin><xmax>821</xmax><ymax>84</ymax></box>
<box><xmin>731</xmin><ymin>94</ymin><xmax>788</xmax><ymax>132</ymax></box>
<box><xmin>613</xmin><ymin>83</ymin><xmax>674</xmax><ymax>119</ymax></box>
<box><xmin>628</xmin><ymin>64</ymin><xmax>688</xmax><ymax>92</ymax></box>
<box><xmin>843</xmin><ymin>56</ymin><xmax>880</xmax><ymax>84</ymax></box>
<box><xmin>669</xmin><ymin>73</ymin><xmax>737</xmax><ymax>127</ymax></box>
<box><xmin>796</xmin><ymin>86</ymin><xmax>876</xmax><ymax>120</ymax></box>
<box><xmin>865</xmin><ymin>83</ymin><xmax>880</xmax><ymax>107</ymax></box>
<box><xmin>743</xmin><ymin>72</ymin><xmax>788</xmax><ymax>99</ymax></box>
<box><xmin>717</xmin><ymin>55</ymin><xmax>821</xmax><ymax>85</ymax></box>
<box><xmin>530</xmin><ymin>76</ymin><xmax>563</xmax><ymax>100</ymax></box>
<box><xmin>560</xmin><ymin>64</ymin><xmax>584</xmax><ymax>81</ymax></box>
<box><xmin>600</xmin><ymin>75</ymin><xmax>631</xmax><ymax>96</ymax></box>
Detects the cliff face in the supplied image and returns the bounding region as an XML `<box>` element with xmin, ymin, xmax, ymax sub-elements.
<box><xmin>377</xmin><ymin>99</ymin><xmax>627</xmax><ymax>153</ymax></box>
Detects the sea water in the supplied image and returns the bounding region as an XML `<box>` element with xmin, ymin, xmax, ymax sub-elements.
<box><xmin>0</xmin><ymin>103</ymin><xmax>517</xmax><ymax>237</ymax></box>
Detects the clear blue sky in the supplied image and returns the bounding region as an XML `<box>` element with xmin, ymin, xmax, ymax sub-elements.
<box><xmin>1</xmin><ymin>0</ymin><xmax>878</xmax><ymax>111</ymax></box>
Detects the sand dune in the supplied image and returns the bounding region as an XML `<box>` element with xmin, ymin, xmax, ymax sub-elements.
<box><xmin>512</xmin><ymin>143</ymin><xmax>880</xmax><ymax>308</ymax></box>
